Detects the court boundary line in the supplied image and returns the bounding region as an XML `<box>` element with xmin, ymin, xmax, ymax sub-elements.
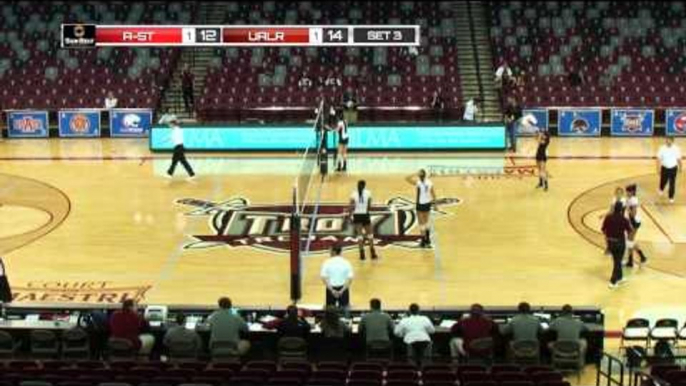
<box><xmin>0</xmin><ymin>155</ymin><xmax>661</xmax><ymax>161</ymax></box>
<box><xmin>0</xmin><ymin>173</ymin><xmax>72</xmax><ymax>255</ymax></box>
<box><xmin>640</xmin><ymin>204</ymin><xmax>676</xmax><ymax>244</ymax></box>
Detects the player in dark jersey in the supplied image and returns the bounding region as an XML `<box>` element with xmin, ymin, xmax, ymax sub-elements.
<box><xmin>535</xmin><ymin>129</ymin><xmax>550</xmax><ymax>191</ymax></box>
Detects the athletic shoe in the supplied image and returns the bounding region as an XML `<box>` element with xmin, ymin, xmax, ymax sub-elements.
<box><xmin>608</xmin><ymin>283</ymin><xmax>617</xmax><ymax>289</ymax></box>
<box><xmin>618</xmin><ymin>278</ymin><xmax>628</xmax><ymax>286</ymax></box>
<box><xmin>164</xmin><ymin>173</ymin><xmax>173</xmax><ymax>179</ymax></box>
<box><xmin>658</xmin><ymin>190</ymin><xmax>664</xmax><ymax>197</ymax></box>
<box><xmin>186</xmin><ymin>176</ymin><xmax>197</xmax><ymax>183</ymax></box>
<box><xmin>669</xmin><ymin>199</ymin><xmax>675</xmax><ymax>204</ymax></box>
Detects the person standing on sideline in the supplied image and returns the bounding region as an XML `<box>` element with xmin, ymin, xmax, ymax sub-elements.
<box><xmin>104</xmin><ymin>91</ymin><xmax>118</xmax><ymax>109</ymax></box>
<box><xmin>602</xmin><ymin>201</ymin><xmax>634</xmax><ymax>289</ymax></box>
<box><xmin>657</xmin><ymin>136</ymin><xmax>682</xmax><ymax>203</ymax></box>
<box><xmin>181</xmin><ymin>65</ymin><xmax>194</xmax><ymax>114</ymax></box>
<box><xmin>535</xmin><ymin>129</ymin><xmax>551</xmax><ymax>191</ymax></box>
<box><xmin>161</xmin><ymin>115</ymin><xmax>195</xmax><ymax>180</ymax></box>
<box><xmin>625</xmin><ymin>184</ymin><xmax>648</xmax><ymax>267</ymax></box>
<box><xmin>349</xmin><ymin>180</ymin><xmax>379</xmax><ymax>260</ymax></box>
<box><xmin>320</xmin><ymin>243</ymin><xmax>354</xmax><ymax>308</ymax></box>
<box><xmin>0</xmin><ymin>258</ymin><xmax>12</xmax><ymax>303</ymax></box>
<box><xmin>503</xmin><ymin>97</ymin><xmax>522</xmax><ymax>152</ymax></box>
<box><xmin>406</xmin><ymin>169</ymin><xmax>437</xmax><ymax>248</ymax></box>
<box><xmin>395</xmin><ymin>303</ymin><xmax>435</xmax><ymax>364</ymax></box>
<box><xmin>463</xmin><ymin>97</ymin><xmax>482</xmax><ymax>122</ymax></box>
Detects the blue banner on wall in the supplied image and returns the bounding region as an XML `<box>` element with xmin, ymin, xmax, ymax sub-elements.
<box><xmin>520</xmin><ymin>108</ymin><xmax>548</xmax><ymax>136</ymax></box>
<box><xmin>58</xmin><ymin>110</ymin><xmax>101</xmax><ymax>138</ymax></box>
<box><xmin>610</xmin><ymin>109</ymin><xmax>654</xmax><ymax>136</ymax></box>
<box><xmin>110</xmin><ymin>109</ymin><xmax>152</xmax><ymax>137</ymax></box>
<box><xmin>666</xmin><ymin>109</ymin><xmax>686</xmax><ymax>136</ymax></box>
<box><xmin>6</xmin><ymin>111</ymin><xmax>49</xmax><ymax>138</ymax></box>
<box><xmin>150</xmin><ymin>124</ymin><xmax>506</xmax><ymax>151</ymax></box>
<box><xmin>558</xmin><ymin>109</ymin><xmax>602</xmax><ymax>137</ymax></box>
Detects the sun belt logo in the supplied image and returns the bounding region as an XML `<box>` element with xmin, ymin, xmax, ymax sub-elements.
<box><xmin>177</xmin><ymin>196</ymin><xmax>460</xmax><ymax>253</ymax></box>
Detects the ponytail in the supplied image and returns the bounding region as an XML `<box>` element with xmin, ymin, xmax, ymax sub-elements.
<box><xmin>357</xmin><ymin>180</ymin><xmax>366</xmax><ymax>201</ymax></box>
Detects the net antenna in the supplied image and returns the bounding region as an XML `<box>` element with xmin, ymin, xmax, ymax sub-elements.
<box><xmin>289</xmin><ymin>98</ymin><xmax>325</xmax><ymax>302</ymax></box>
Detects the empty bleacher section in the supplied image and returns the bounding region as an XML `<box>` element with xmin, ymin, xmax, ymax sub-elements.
<box><xmin>196</xmin><ymin>2</ymin><xmax>464</xmax><ymax>122</ymax></box>
<box><xmin>488</xmin><ymin>1</ymin><xmax>686</xmax><ymax>108</ymax></box>
<box><xmin>0</xmin><ymin>2</ymin><xmax>197</xmax><ymax>111</ymax></box>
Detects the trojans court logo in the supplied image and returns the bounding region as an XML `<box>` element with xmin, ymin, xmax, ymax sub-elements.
<box><xmin>177</xmin><ymin>196</ymin><xmax>460</xmax><ymax>253</ymax></box>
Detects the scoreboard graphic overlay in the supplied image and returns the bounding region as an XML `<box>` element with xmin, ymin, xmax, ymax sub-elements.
<box><xmin>62</xmin><ymin>24</ymin><xmax>420</xmax><ymax>47</ymax></box>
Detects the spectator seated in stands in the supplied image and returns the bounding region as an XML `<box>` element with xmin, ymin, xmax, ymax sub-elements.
<box><xmin>395</xmin><ymin>303</ymin><xmax>435</xmax><ymax>364</ymax></box>
<box><xmin>431</xmin><ymin>90</ymin><xmax>446</xmax><ymax>122</ymax></box>
<box><xmin>208</xmin><ymin>296</ymin><xmax>250</xmax><ymax>357</ymax></box>
<box><xmin>548</xmin><ymin>304</ymin><xmax>588</xmax><ymax>366</ymax></box>
<box><xmin>449</xmin><ymin>303</ymin><xmax>498</xmax><ymax>361</ymax></box>
<box><xmin>298</xmin><ymin>72</ymin><xmax>313</xmax><ymax>89</ymax></box>
<box><xmin>501</xmin><ymin>302</ymin><xmax>542</xmax><ymax>359</ymax></box>
<box><xmin>109</xmin><ymin>299</ymin><xmax>155</xmax><ymax>357</ymax></box>
<box><xmin>163</xmin><ymin>313</ymin><xmax>202</xmax><ymax>359</ymax></box>
<box><xmin>495</xmin><ymin>61</ymin><xmax>513</xmax><ymax>88</ymax></box>
<box><xmin>277</xmin><ymin>305</ymin><xmax>311</xmax><ymax>339</ymax></box>
<box><xmin>359</xmin><ymin>298</ymin><xmax>395</xmax><ymax>349</ymax></box>
<box><xmin>324</xmin><ymin>71</ymin><xmax>342</xmax><ymax>88</ymax></box>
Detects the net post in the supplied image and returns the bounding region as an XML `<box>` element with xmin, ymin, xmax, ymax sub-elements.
<box><xmin>290</xmin><ymin>186</ymin><xmax>302</xmax><ymax>303</ymax></box>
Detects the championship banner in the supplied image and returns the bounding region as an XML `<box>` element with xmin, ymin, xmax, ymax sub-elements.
<box><xmin>610</xmin><ymin>108</ymin><xmax>654</xmax><ymax>136</ymax></box>
<box><xmin>665</xmin><ymin>109</ymin><xmax>686</xmax><ymax>136</ymax></box>
<box><xmin>6</xmin><ymin>111</ymin><xmax>49</xmax><ymax>138</ymax></box>
<box><xmin>58</xmin><ymin>110</ymin><xmax>101</xmax><ymax>137</ymax></box>
<box><xmin>110</xmin><ymin>108</ymin><xmax>152</xmax><ymax>137</ymax></box>
<box><xmin>558</xmin><ymin>109</ymin><xmax>602</xmax><ymax>137</ymax></box>
<box><xmin>520</xmin><ymin>108</ymin><xmax>548</xmax><ymax>136</ymax></box>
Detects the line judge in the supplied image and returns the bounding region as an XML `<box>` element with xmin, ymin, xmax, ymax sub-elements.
<box><xmin>320</xmin><ymin>243</ymin><xmax>353</xmax><ymax>308</ymax></box>
<box><xmin>159</xmin><ymin>110</ymin><xmax>195</xmax><ymax>180</ymax></box>
<box><xmin>657</xmin><ymin>136</ymin><xmax>682</xmax><ymax>203</ymax></box>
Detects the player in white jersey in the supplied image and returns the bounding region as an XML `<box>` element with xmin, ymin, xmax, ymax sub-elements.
<box><xmin>329</xmin><ymin>109</ymin><xmax>349</xmax><ymax>172</ymax></box>
<box><xmin>406</xmin><ymin>169</ymin><xmax>437</xmax><ymax>248</ymax></box>
<box><xmin>625</xmin><ymin>184</ymin><xmax>647</xmax><ymax>267</ymax></box>
<box><xmin>348</xmin><ymin>180</ymin><xmax>378</xmax><ymax>260</ymax></box>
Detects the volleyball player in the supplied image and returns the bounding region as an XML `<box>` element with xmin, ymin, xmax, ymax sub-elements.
<box><xmin>349</xmin><ymin>180</ymin><xmax>378</xmax><ymax>260</ymax></box>
<box><xmin>625</xmin><ymin>184</ymin><xmax>648</xmax><ymax>267</ymax></box>
<box><xmin>406</xmin><ymin>169</ymin><xmax>437</xmax><ymax>248</ymax></box>
<box><xmin>535</xmin><ymin>129</ymin><xmax>550</xmax><ymax>191</ymax></box>
<box><xmin>331</xmin><ymin>109</ymin><xmax>349</xmax><ymax>172</ymax></box>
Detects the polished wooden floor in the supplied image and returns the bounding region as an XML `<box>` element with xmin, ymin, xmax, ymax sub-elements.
<box><xmin>2</xmin><ymin>136</ymin><xmax>686</xmax><ymax>335</ymax></box>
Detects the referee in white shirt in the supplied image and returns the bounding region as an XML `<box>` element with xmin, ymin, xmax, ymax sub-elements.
<box><xmin>159</xmin><ymin>113</ymin><xmax>195</xmax><ymax>179</ymax></box>
<box><xmin>657</xmin><ymin>136</ymin><xmax>682</xmax><ymax>203</ymax></box>
<box><xmin>394</xmin><ymin>303</ymin><xmax>435</xmax><ymax>364</ymax></box>
<box><xmin>320</xmin><ymin>243</ymin><xmax>353</xmax><ymax>308</ymax></box>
